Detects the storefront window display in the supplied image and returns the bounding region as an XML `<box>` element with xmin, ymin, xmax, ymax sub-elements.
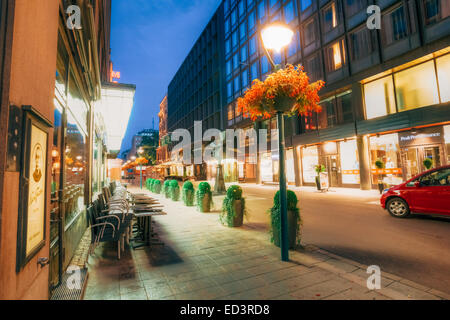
<box><xmin>445</xmin><ymin>125</ymin><xmax>450</xmax><ymax>163</ymax></box>
<box><xmin>260</xmin><ymin>152</ymin><xmax>274</xmax><ymax>183</ymax></box>
<box><xmin>302</xmin><ymin>146</ymin><xmax>319</xmax><ymax>184</ymax></box>
<box><xmin>369</xmin><ymin>134</ymin><xmax>403</xmax><ymax>186</ymax></box>
<box><xmin>65</xmin><ymin>111</ymin><xmax>87</xmax><ymax>225</ymax></box>
<box><xmin>286</xmin><ymin>149</ymin><xmax>295</xmax><ymax>184</ymax></box>
<box><xmin>436</xmin><ymin>54</ymin><xmax>450</xmax><ymax>103</ymax></box>
<box><xmin>340</xmin><ymin>140</ymin><xmax>360</xmax><ymax>185</ymax></box>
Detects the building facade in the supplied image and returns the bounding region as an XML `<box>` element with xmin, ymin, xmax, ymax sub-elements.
<box><xmin>167</xmin><ymin>0</ymin><xmax>450</xmax><ymax>189</ymax></box>
<box><xmin>0</xmin><ymin>0</ymin><xmax>113</xmax><ymax>299</ymax></box>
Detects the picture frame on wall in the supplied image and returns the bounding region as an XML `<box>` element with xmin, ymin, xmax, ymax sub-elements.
<box><xmin>16</xmin><ymin>106</ymin><xmax>53</xmax><ymax>272</ymax></box>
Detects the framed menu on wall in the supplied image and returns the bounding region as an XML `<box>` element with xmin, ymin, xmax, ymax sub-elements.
<box><xmin>17</xmin><ymin>106</ymin><xmax>52</xmax><ymax>271</ymax></box>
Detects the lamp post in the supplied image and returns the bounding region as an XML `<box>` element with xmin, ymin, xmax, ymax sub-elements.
<box><xmin>138</xmin><ymin>148</ymin><xmax>144</xmax><ymax>189</ymax></box>
<box><xmin>261</xmin><ymin>23</ymin><xmax>294</xmax><ymax>262</ymax></box>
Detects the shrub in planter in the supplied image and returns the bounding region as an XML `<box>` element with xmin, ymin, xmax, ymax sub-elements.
<box><xmin>145</xmin><ymin>179</ymin><xmax>151</xmax><ymax>190</ymax></box>
<box><xmin>314</xmin><ymin>165</ymin><xmax>326</xmax><ymax>191</ymax></box>
<box><xmin>169</xmin><ymin>180</ymin><xmax>180</xmax><ymax>201</ymax></box>
<box><xmin>375</xmin><ymin>160</ymin><xmax>385</xmax><ymax>194</ymax></box>
<box><xmin>423</xmin><ymin>158</ymin><xmax>433</xmax><ymax>170</ymax></box>
<box><xmin>163</xmin><ymin>180</ymin><xmax>171</xmax><ymax>198</ymax></box>
<box><xmin>269</xmin><ymin>190</ymin><xmax>302</xmax><ymax>249</ymax></box>
<box><xmin>196</xmin><ymin>182</ymin><xmax>213</xmax><ymax>213</ymax></box>
<box><xmin>220</xmin><ymin>185</ymin><xmax>246</xmax><ymax>228</ymax></box>
<box><xmin>153</xmin><ymin>180</ymin><xmax>161</xmax><ymax>194</ymax></box>
<box><xmin>182</xmin><ymin>181</ymin><xmax>195</xmax><ymax>206</ymax></box>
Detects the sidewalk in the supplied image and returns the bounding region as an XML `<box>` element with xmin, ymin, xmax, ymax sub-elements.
<box><xmin>84</xmin><ymin>187</ymin><xmax>448</xmax><ymax>300</ymax></box>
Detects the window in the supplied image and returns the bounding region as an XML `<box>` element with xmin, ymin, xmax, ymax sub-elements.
<box><xmin>382</xmin><ymin>5</ymin><xmax>408</xmax><ymax>45</ymax></box>
<box><xmin>304</xmin><ymin>19</ymin><xmax>317</xmax><ymax>47</ymax></box>
<box><xmin>436</xmin><ymin>54</ymin><xmax>450</xmax><ymax>103</ymax></box>
<box><xmin>258</xmin><ymin>0</ymin><xmax>266</xmax><ymax>21</ymax></box>
<box><xmin>231</xmin><ymin>9</ymin><xmax>237</xmax><ymax>25</ymax></box>
<box><xmin>225</xmin><ymin>38</ymin><xmax>231</xmax><ymax>55</ymax></box>
<box><xmin>288</xmin><ymin>31</ymin><xmax>300</xmax><ymax>57</ymax></box>
<box><xmin>336</xmin><ymin>91</ymin><xmax>353</xmax><ymax>123</ymax></box>
<box><xmin>325</xmin><ymin>40</ymin><xmax>346</xmax><ymax>72</ymax></box>
<box><xmin>301</xmin><ymin>146</ymin><xmax>319</xmax><ymax>183</ymax></box>
<box><xmin>273</xmin><ymin>51</ymin><xmax>282</xmax><ymax>65</ymax></box>
<box><xmin>228</xmin><ymin>104</ymin><xmax>235</xmax><ymax>120</ymax></box>
<box><xmin>234</xmin><ymin>76</ymin><xmax>241</xmax><ymax>94</ymax></box>
<box><xmin>340</xmin><ymin>140</ymin><xmax>360</xmax><ymax>184</ymax></box>
<box><xmin>305</xmin><ymin>54</ymin><xmax>322</xmax><ymax>82</ymax></box>
<box><xmin>394</xmin><ymin>61</ymin><xmax>440</xmax><ymax>111</ymax></box>
<box><xmin>240</xmin><ymin>22</ymin><xmax>247</xmax><ymax>41</ymax></box>
<box><xmin>344</xmin><ymin>0</ymin><xmax>366</xmax><ymax>17</ymax></box>
<box><xmin>232</xmin><ymin>30</ymin><xmax>238</xmax><ymax>48</ymax></box>
<box><xmin>239</xmin><ymin>0</ymin><xmax>246</xmax><ymax>17</ymax></box>
<box><xmin>251</xmin><ymin>61</ymin><xmax>259</xmax><ymax>81</ymax></box>
<box><xmin>301</xmin><ymin>0</ymin><xmax>312</xmax><ymax>11</ymax></box>
<box><xmin>364</xmin><ymin>76</ymin><xmax>396</xmax><ymax>119</ymax></box>
<box><xmin>249</xmin><ymin>36</ymin><xmax>257</xmax><ymax>55</ymax></box>
<box><xmin>224</xmin><ymin>0</ymin><xmax>230</xmax><ymax>14</ymax></box>
<box><xmin>420</xmin><ymin>168</ymin><xmax>450</xmax><ymax>186</ymax></box>
<box><xmin>233</xmin><ymin>53</ymin><xmax>240</xmax><ymax>70</ymax></box>
<box><xmin>226</xmin><ymin>60</ymin><xmax>232</xmax><ymax>76</ymax></box>
<box><xmin>424</xmin><ymin>0</ymin><xmax>450</xmax><ymax>25</ymax></box>
<box><xmin>322</xmin><ymin>1</ymin><xmax>340</xmax><ymax>32</ymax></box>
<box><xmin>227</xmin><ymin>81</ymin><xmax>233</xmax><ymax>98</ymax></box>
<box><xmin>248</xmin><ymin>10</ymin><xmax>256</xmax><ymax>31</ymax></box>
<box><xmin>242</xmin><ymin>69</ymin><xmax>249</xmax><ymax>89</ymax></box>
<box><xmin>349</xmin><ymin>27</ymin><xmax>373</xmax><ymax>61</ymax></box>
<box><xmin>241</xmin><ymin>45</ymin><xmax>248</xmax><ymax>63</ymax></box>
<box><xmin>261</xmin><ymin>55</ymin><xmax>270</xmax><ymax>74</ymax></box>
<box><xmin>225</xmin><ymin>17</ymin><xmax>231</xmax><ymax>34</ymax></box>
<box><xmin>284</xmin><ymin>1</ymin><xmax>296</xmax><ymax>23</ymax></box>
<box><xmin>318</xmin><ymin>97</ymin><xmax>338</xmax><ymax>128</ymax></box>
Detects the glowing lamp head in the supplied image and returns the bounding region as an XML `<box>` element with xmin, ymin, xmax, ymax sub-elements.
<box><xmin>261</xmin><ymin>23</ymin><xmax>294</xmax><ymax>53</ymax></box>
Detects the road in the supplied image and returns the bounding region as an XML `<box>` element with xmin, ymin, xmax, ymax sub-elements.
<box><xmin>217</xmin><ymin>183</ymin><xmax>450</xmax><ymax>295</ymax></box>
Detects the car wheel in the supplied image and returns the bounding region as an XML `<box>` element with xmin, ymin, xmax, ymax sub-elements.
<box><xmin>387</xmin><ymin>197</ymin><xmax>410</xmax><ymax>218</ymax></box>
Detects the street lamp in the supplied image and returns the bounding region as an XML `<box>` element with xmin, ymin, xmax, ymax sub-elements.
<box><xmin>138</xmin><ymin>148</ymin><xmax>144</xmax><ymax>189</ymax></box>
<box><xmin>261</xmin><ymin>22</ymin><xmax>293</xmax><ymax>262</ymax></box>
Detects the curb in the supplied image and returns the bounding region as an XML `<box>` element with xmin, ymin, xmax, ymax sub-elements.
<box><xmin>294</xmin><ymin>244</ymin><xmax>448</xmax><ymax>300</ymax></box>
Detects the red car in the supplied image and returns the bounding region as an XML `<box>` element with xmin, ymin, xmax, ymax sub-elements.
<box><xmin>381</xmin><ymin>165</ymin><xmax>450</xmax><ymax>218</ymax></box>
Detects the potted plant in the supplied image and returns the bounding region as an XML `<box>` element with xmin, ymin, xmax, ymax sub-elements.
<box><xmin>237</xmin><ymin>64</ymin><xmax>325</xmax><ymax>121</ymax></box>
<box><xmin>220</xmin><ymin>185</ymin><xmax>246</xmax><ymax>228</ymax></box>
<box><xmin>153</xmin><ymin>180</ymin><xmax>161</xmax><ymax>194</ymax></box>
<box><xmin>375</xmin><ymin>160</ymin><xmax>385</xmax><ymax>194</ymax></box>
<box><xmin>196</xmin><ymin>182</ymin><xmax>213</xmax><ymax>213</ymax></box>
<box><xmin>163</xmin><ymin>180</ymin><xmax>171</xmax><ymax>199</ymax></box>
<box><xmin>182</xmin><ymin>181</ymin><xmax>195</xmax><ymax>206</ymax></box>
<box><xmin>169</xmin><ymin>180</ymin><xmax>180</xmax><ymax>201</ymax></box>
<box><xmin>314</xmin><ymin>165</ymin><xmax>326</xmax><ymax>191</ymax></box>
<box><xmin>146</xmin><ymin>178</ymin><xmax>152</xmax><ymax>191</ymax></box>
<box><xmin>269</xmin><ymin>190</ymin><xmax>302</xmax><ymax>249</ymax></box>
<box><xmin>423</xmin><ymin>158</ymin><xmax>433</xmax><ymax>170</ymax></box>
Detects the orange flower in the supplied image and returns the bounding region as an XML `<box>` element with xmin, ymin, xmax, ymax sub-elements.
<box><xmin>238</xmin><ymin>64</ymin><xmax>325</xmax><ymax>120</ymax></box>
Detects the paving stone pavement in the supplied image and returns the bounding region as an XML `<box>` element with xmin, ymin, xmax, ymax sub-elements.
<box><xmin>83</xmin><ymin>188</ymin><xmax>449</xmax><ymax>301</ymax></box>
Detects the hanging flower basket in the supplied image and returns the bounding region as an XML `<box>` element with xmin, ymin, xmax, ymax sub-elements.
<box><xmin>237</xmin><ymin>64</ymin><xmax>325</xmax><ymax>120</ymax></box>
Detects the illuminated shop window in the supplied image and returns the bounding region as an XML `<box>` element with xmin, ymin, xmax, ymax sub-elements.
<box><xmin>302</xmin><ymin>146</ymin><xmax>319</xmax><ymax>183</ymax></box>
<box><xmin>340</xmin><ymin>140</ymin><xmax>360</xmax><ymax>185</ymax></box>
<box><xmin>369</xmin><ymin>134</ymin><xmax>403</xmax><ymax>186</ymax></box>
<box><xmin>394</xmin><ymin>61</ymin><xmax>440</xmax><ymax>112</ymax></box>
<box><xmin>364</xmin><ymin>76</ymin><xmax>396</xmax><ymax>119</ymax></box>
<box><xmin>436</xmin><ymin>54</ymin><xmax>450</xmax><ymax>103</ymax></box>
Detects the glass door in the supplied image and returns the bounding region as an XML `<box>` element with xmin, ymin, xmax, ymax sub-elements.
<box><xmin>402</xmin><ymin>147</ymin><xmax>420</xmax><ymax>181</ymax></box>
<box><xmin>423</xmin><ymin>146</ymin><xmax>442</xmax><ymax>169</ymax></box>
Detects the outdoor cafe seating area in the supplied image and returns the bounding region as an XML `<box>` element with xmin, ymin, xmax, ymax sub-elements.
<box><xmin>86</xmin><ymin>181</ymin><xmax>167</xmax><ymax>259</ymax></box>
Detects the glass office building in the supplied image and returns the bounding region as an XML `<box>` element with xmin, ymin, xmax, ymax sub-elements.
<box><xmin>167</xmin><ymin>0</ymin><xmax>450</xmax><ymax>188</ymax></box>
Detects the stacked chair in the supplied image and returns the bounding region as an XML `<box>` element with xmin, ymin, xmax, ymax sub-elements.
<box><xmin>86</xmin><ymin>181</ymin><xmax>166</xmax><ymax>260</ymax></box>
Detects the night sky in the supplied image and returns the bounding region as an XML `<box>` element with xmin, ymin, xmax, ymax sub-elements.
<box><xmin>111</xmin><ymin>0</ymin><xmax>221</xmax><ymax>154</ymax></box>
